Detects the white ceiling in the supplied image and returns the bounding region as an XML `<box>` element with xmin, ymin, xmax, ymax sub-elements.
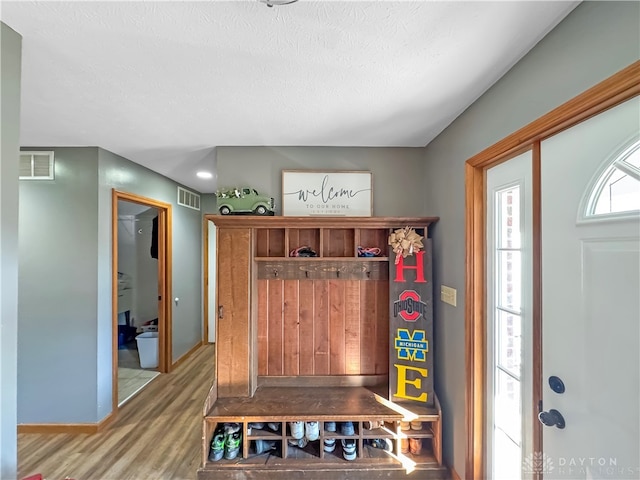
<box><xmin>1</xmin><ymin>1</ymin><xmax>578</xmax><ymax>193</ymax></box>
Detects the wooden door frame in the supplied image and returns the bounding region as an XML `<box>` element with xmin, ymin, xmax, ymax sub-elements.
<box><xmin>203</xmin><ymin>216</ymin><xmax>211</xmax><ymax>344</ymax></box>
<box><xmin>112</xmin><ymin>189</ymin><xmax>173</xmax><ymax>413</ymax></box>
<box><xmin>464</xmin><ymin>62</ymin><xmax>639</xmax><ymax>479</ymax></box>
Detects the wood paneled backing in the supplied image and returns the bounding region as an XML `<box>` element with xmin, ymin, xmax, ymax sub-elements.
<box><xmin>323</xmin><ymin>228</ymin><xmax>355</xmax><ymax>256</ymax></box>
<box><xmin>257</xmin><ymin>279</ymin><xmax>389</xmax><ymax>377</ymax></box>
<box><xmin>256</xmin><ymin>228</ymin><xmax>285</xmax><ymax>257</ymax></box>
<box><xmin>217</xmin><ymin>228</ymin><xmax>251</xmax><ymax>397</ymax></box>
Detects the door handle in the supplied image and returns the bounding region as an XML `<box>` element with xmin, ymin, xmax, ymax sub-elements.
<box><xmin>218</xmin><ymin>305</ymin><xmax>224</xmax><ymax>319</ymax></box>
<box><xmin>538</xmin><ymin>409</ymin><xmax>566</xmax><ymax>429</ymax></box>
<box><xmin>549</xmin><ymin>375</ymin><xmax>566</xmax><ymax>394</ymax></box>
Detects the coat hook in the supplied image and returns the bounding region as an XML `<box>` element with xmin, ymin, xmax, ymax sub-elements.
<box><xmin>366</xmin><ymin>271</ymin><xmax>371</xmax><ymax>278</ymax></box>
<box><xmin>336</xmin><ymin>271</ymin><xmax>340</xmax><ymax>278</ymax></box>
<box><xmin>305</xmin><ymin>271</ymin><xmax>309</xmax><ymax>278</ymax></box>
<box><xmin>274</xmin><ymin>269</ymin><xmax>278</xmax><ymax>277</ymax></box>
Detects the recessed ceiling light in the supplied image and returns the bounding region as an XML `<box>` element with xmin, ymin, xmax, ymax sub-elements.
<box><xmin>197</xmin><ymin>171</ymin><xmax>213</xmax><ymax>179</ymax></box>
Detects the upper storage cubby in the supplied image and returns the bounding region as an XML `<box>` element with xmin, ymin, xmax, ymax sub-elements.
<box><xmin>208</xmin><ymin>216</ymin><xmax>438</xmax><ymax>262</ymax></box>
<box><xmin>288</xmin><ymin>228</ymin><xmax>321</xmax><ymax>257</ymax></box>
<box><xmin>322</xmin><ymin>228</ymin><xmax>355</xmax><ymax>257</ymax></box>
<box><xmin>256</xmin><ymin>228</ymin><xmax>286</xmax><ymax>257</ymax></box>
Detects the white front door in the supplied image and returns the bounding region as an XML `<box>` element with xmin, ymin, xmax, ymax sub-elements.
<box><xmin>540</xmin><ymin>97</ymin><xmax>640</xmax><ymax>479</ymax></box>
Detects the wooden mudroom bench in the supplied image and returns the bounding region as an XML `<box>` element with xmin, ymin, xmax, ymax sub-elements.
<box><xmin>198</xmin><ymin>216</ymin><xmax>448</xmax><ymax>479</ymax></box>
<box><xmin>198</xmin><ymin>384</ymin><xmax>447</xmax><ymax>480</ymax></box>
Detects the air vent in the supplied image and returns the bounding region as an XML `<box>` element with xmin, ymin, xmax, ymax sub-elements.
<box><xmin>19</xmin><ymin>151</ymin><xmax>55</xmax><ymax>180</ymax></box>
<box><xmin>177</xmin><ymin>186</ymin><xmax>201</xmax><ymax>211</ymax></box>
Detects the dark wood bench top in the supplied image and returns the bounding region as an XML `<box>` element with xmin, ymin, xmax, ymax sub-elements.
<box><xmin>207</xmin><ymin>386</ymin><xmax>406</xmax><ymax>422</ymax></box>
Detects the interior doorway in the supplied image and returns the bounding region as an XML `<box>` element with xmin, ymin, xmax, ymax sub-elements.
<box><xmin>112</xmin><ymin>189</ymin><xmax>172</xmax><ymax>412</ymax></box>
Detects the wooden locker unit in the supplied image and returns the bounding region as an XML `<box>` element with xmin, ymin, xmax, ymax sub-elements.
<box><xmin>215</xmin><ymin>227</ymin><xmax>253</xmax><ymax>398</ymax></box>
<box><xmin>199</xmin><ymin>216</ymin><xmax>447</xmax><ymax>480</ymax></box>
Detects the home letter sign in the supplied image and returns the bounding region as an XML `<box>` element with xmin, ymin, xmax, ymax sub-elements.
<box><xmin>389</xmin><ymin>238</ymin><xmax>434</xmax><ymax>406</ymax></box>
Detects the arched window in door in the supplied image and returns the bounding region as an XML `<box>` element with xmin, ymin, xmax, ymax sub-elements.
<box><xmin>585</xmin><ymin>139</ymin><xmax>640</xmax><ymax>217</ymax></box>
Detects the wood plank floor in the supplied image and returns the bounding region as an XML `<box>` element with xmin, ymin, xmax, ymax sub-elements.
<box><xmin>18</xmin><ymin>344</ymin><xmax>216</xmax><ymax>480</ymax></box>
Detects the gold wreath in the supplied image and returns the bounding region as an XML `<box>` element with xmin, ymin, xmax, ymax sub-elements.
<box><xmin>388</xmin><ymin>227</ymin><xmax>424</xmax><ymax>265</ymax></box>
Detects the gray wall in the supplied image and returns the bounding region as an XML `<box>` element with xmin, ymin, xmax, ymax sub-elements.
<box><xmin>0</xmin><ymin>21</ymin><xmax>21</xmax><ymax>480</ymax></box>
<box><xmin>17</xmin><ymin>146</ymin><xmax>204</xmax><ymax>424</ymax></box>
<box><xmin>422</xmin><ymin>2</ymin><xmax>640</xmax><ymax>476</ymax></box>
<box><xmin>216</xmin><ymin>147</ymin><xmax>427</xmax><ymax>217</ymax></box>
<box><xmin>99</xmin><ymin>148</ymin><xmax>203</xmax><ymax>363</ymax></box>
<box><xmin>18</xmin><ymin>148</ymin><xmax>101</xmax><ymax>423</ymax></box>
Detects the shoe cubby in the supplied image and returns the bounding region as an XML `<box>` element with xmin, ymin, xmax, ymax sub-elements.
<box><xmin>247</xmin><ymin>423</ymin><xmax>281</xmax><ymax>440</ymax></box>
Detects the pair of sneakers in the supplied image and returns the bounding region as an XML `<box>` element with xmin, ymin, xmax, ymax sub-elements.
<box><xmin>289</xmin><ymin>421</ymin><xmax>320</xmax><ymax>442</ymax></box>
<box><xmin>208</xmin><ymin>422</ymin><xmax>242</xmax><ymax>461</ymax></box>
<box><xmin>324</xmin><ymin>421</ymin><xmax>354</xmax><ymax>435</ymax></box>
<box><xmin>341</xmin><ymin>438</ymin><xmax>357</xmax><ymax>461</ymax></box>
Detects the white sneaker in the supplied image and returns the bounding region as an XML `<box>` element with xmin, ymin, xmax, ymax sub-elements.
<box><xmin>323</xmin><ymin>437</ymin><xmax>336</xmax><ymax>452</ymax></box>
<box><xmin>289</xmin><ymin>421</ymin><xmax>304</xmax><ymax>439</ymax></box>
<box><xmin>305</xmin><ymin>421</ymin><xmax>319</xmax><ymax>441</ymax></box>
<box><xmin>341</xmin><ymin>438</ymin><xmax>357</xmax><ymax>461</ymax></box>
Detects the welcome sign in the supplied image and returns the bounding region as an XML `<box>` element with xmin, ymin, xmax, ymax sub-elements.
<box><xmin>282</xmin><ymin>170</ymin><xmax>372</xmax><ymax>216</ymax></box>
<box><xmin>389</xmin><ymin>239</ymin><xmax>434</xmax><ymax>407</ymax></box>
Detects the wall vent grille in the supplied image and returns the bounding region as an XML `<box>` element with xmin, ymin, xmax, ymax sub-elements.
<box><xmin>177</xmin><ymin>187</ymin><xmax>201</xmax><ymax>211</ymax></box>
<box><xmin>19</xmin><ymin>151</ymin><xmax>55</xmax><ymax>180</ymax></box>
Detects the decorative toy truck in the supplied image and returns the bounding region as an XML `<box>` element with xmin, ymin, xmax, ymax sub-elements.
<box><xmin>216</xmin><ymin>187</ymin><xmax>275</xmax><ymax>216</ymax></box>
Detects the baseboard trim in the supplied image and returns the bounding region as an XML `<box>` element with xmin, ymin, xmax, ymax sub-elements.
<box><xmin>97</xmin><ymin>411</ymin><xmax>115</xmax><ymax>432</ymax></box>
<box><xmin>19</xmin><ymin>423</ymin><xmax>98</xmax><ymax>434</ymax></box>
<box><xmin>19</xmin><ymin>410</ymin><xmax>116</xmax><ymax>435</ymax></box>
<box><xmin>450</xmin><ymin>466</ymin><xmax>462</xmax><ymax>480</ymax></box>
<box><xmin>171</xmin><ymin>340</ymin><xmax>203</xmax><ymax>371</ymax></box>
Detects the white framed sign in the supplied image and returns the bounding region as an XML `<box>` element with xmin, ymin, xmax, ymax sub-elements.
<box><xmin>282</xmin><ymin>170</ymin><xmax>372</xmax><ymax>216</ymax></box>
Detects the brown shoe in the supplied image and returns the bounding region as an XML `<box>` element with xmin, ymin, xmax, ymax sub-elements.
<box><xmin>410</xmin><ymin>420</ymin><xmax>423</xmax><ymax>430</ymax></box>
<box><xmin>400</xmin><ymin>438</ymin><xmax>409</xmax><ymax>454</ymax></box>
<box><xmin>409</xmin><ymin>438</ymin><xmax>422</xmax><ymax>455</ymax></box>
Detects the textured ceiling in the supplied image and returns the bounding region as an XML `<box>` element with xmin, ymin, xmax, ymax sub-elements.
<box><xmin>1</xmin><ymin>1</ymin><xmax>578</xmax><ymax>193</ymax></box>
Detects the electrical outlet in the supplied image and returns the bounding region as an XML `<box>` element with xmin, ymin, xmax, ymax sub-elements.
<box><xmin>441</xmin><ymin>285</ymin><xmax>457</xmax><ymax>307</ymax></box>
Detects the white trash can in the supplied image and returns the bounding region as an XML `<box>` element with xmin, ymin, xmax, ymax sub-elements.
<box><xmin>136</xmin><ymin>332</ymin><xmax>159</xmax><ymax>369</ymax></box>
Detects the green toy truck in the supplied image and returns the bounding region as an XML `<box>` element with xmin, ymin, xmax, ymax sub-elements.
<box><xmin>216</xmin><ymin>187</ymin><xmax>275</xmax><ymax>216</ymax></box>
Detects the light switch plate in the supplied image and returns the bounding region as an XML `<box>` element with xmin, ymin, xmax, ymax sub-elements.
<box><xmin>441</xmin><ymin>285</ymin><xmax>457</xmax><ymax>307</ymax></box>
